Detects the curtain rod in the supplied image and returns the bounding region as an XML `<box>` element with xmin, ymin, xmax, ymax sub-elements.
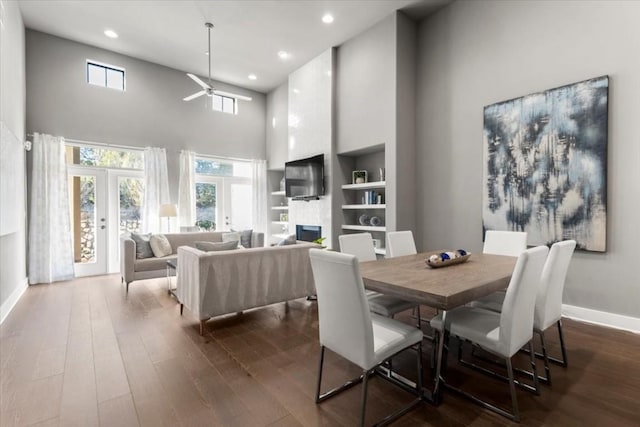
<box><xmin>26</xmin><ymin>133</ymin><xmax>144</xmax><ymax>152</ymax></box>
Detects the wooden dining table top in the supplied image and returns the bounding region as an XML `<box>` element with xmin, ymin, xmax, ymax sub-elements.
<box><xmin>360</xmin><ymin>250</ymin><xmax>517</xmax><ymax>311</ymax></box>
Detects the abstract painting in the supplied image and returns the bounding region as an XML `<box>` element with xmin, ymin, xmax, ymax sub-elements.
<box><xmin>482</xmin><ymin>76</ymin><xmax>609</xmax><ymax>252</ymax></box>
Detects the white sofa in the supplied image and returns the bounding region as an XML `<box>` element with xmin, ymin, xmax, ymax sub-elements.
<box><xmin>120</xmin><ymin>231</ymin><xmax>264</xmax><ymax>291</ymax></box>
<box><xmin>177</xmin><ymin>242</ymin><xmax>318</xmax><ymax>334</ymax></box>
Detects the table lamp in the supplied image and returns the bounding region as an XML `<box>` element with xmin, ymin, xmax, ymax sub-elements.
<box><xmin>159</xmin><ymin>203</ymin><xmax>177</xmax><ymax>232</ymax></box>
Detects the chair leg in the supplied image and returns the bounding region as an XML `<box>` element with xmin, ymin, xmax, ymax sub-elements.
<box><xmin>506</xmin><ymin>358</ymin><xmax>520</xmax><ymax>422</ymax></box>
<box><xmin>180</xmin><ymin>303</ymin><xmax>184</xmax><ymax>316</ymax></box>
<box><xmin>360</xmin><ymin>370</ymin><xmax>369</xmax><ymax>427</ymax></box>
<box><xmin>538</xmin><ymin>331</ymin><xmax>551</xmax><ymax>384</ymax></box>
<box><xmin>416</xmin><ymin>305</ymin><xmax>422</xmax><ymax>330</ymax></box>
<box><xmin>557</xmin><ymin>320</ymin><xmax>568</xmax><ymax>367</ymax></box>
<box><xmin>528</xmin><ymin>340</ymin><xmax>539</xmax><ymax>395</ymax></box>
<box><xmin>315</xmin><ymin>346</ymin><xmax>325</xmax><ymax>403</ymax></box>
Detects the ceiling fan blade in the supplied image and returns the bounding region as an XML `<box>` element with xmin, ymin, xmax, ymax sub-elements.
<box><xmin>213</xmin><ymin>89</ymin><xmax>253</xmax><ymax>102</ymax></box>
<box><xmin>187</xmin><ymin>73</ymin><xmax>211</xmax><ymax>90</ymax></box>
<box><xmin>183</xmin><ymin>90</ymin><xmax>207</xmax><ymax>101</ymax></box>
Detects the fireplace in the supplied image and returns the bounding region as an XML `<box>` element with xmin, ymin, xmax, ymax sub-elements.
<box><xmin>296</xmin><ymin>225</ymin><xmax>321</xmax><ymax>242</ymax></box>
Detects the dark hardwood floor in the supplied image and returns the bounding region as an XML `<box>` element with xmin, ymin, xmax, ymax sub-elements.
<box><xmin>1</xmin><ymin>274</ymin><xmax>639</xmax><ymax>426</ymax></box>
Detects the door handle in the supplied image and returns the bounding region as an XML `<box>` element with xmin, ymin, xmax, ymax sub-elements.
<box><xmin>100</xmin><ymin>225</ymin><xmax>106</xmax><ymax>230</ymax></box>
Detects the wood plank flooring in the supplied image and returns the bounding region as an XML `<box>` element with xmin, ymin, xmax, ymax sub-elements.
<box><xmin>1</xmin><ymin>274</ymin><xmax>639</xmax><ymax>426</ymax></box>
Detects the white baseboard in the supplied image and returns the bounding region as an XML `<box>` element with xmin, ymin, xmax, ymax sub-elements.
<box><xmin>562</xmin><ymin>304</ymin><xmax>640</xmax><ymax>334</ymax></box>
<box><xmin>0</xmin><ymin>278</ymin><xmax>28</xmax><ymax>324</ymax></box>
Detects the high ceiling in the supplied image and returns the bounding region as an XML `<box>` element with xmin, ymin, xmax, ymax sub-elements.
<box><xmin>18</xmin><ymin>0</ymin><xmax>448</xmax><ymax>93</ymax></box>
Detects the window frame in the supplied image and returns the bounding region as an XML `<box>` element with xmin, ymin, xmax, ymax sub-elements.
<box><xmin>212</xmin><ymin>94</ymin><xmax>237</xmax><ymax>115</ymax></box>
<box><xmin>86</xmin><ymin>59</ymin><xmax>126</xmax><ymax>92</ymax></box>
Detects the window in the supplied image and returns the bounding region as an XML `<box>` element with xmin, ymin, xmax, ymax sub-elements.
<box><xmin>194</xmin><ymin>156</ymin><xmax>253</xmax><ymax>231</ymax></box>
<box><xmin>66</xmin><ymin>146</ymin><xmax>143</xmax><ymax>170</ymax></box>
<box><xmin>87</xmin><ymin>60</ymin><xmax>125</xmax><ymax>91</ymax></box>
<box><xmin>212</xmin><ymin>94</ymin><xmax>236</xmax><ymax>114</ymax></box>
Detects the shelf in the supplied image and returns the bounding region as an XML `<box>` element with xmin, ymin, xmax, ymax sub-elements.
<box><xmin>374</xmin><ymin>247</ymin><xmax>386</xmax><ymax>256</ymax></box>
<box><xmin>342</xmin><ymin>181</ymin><xmax>386</xmax><ymax>190</ymax></box>
<box><xmin>271</xmin><ymin>206</ymin><xmax>289</xmax><ymax>210</ymax></box>
<box><xmin>271</xmin><ymin>190</ymin><xmax>286</xmax><ymax>196</ymax></box>
<box><xmin>341</xmin><ymin>225</ymin><xmax>386</xmax><ymax>232</ymax></box>
<box><xmin>271</xmin><ymin>221</ymin><xmax>288</xmax><ymax>225</ymax></box>
<box><xmin>342</xmin><ymin>204</ymin><xmax>386</xmax><ymax>210</ymax></box>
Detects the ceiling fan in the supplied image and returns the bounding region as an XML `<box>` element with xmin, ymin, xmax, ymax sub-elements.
<box><xmin>183</xmin><ymin>22</ymin><xmax>252</xmax><ymax>103</ymax></box>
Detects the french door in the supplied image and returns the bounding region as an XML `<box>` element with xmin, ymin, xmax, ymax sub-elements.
<box><xmin>195</xmin><ymin>177</ymin><xmax>252</xmax><ymax>232</ymax></box>
<box><xmin>68</xmin><ymin>166</ymin><xmax>144</xmax><ymax>276</ymax></box>
<box><xmin>68</xmin><ymin>167</ymin><xmax>108</xmax><ymax>277</ymax></box>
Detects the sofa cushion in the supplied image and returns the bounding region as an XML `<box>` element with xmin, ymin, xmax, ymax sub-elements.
<box><xmin>131</xmin><ymin>233</ymin><xmax>154</xmax><ymax>259</ymax></box>
<box><xmin>231</xmin><ymin>229</ymin><xmax>253</xmax><ymax>248</ymax></box>
<box><xmin>195</xmin><ymin>240</ymin><xmax>240</xmax><ymax>252</ymax></box>
<box><xmin>222</xmin><ymin>232</ymin><xmax>242</xmax><ymax>248</ymax></box>
<box><xmin>277</xmin><ymin>234</ymin><xmax>297</xmax><ymax>246</ymax></box>
<box><xmin>135</xmin><ymin>255</ymin><xmax>175</xmax><ymax>272</ymax></box>
<box><xmin>165</xmin><ymin>232</ymin><xmax>223</xmax><ymax>253</ymax></box>
<box><xmin>150</xmin><ymin>234</ymin><xmax>172</xmax><ymax>257</ymax></box>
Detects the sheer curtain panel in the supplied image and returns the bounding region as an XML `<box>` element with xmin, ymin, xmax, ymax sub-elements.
<box><xmin>142</xmin><ymin>147</ymin><xmax>170</xmax><ymax>233</ymax></box>
<box><xmin>251</xmin><ymin>159</ymin><xmax>268</xmax><ymax>236</ymax></box>
<box><xmin>28</xmin><ymin>133</ymin><xmax>75</xmax><ymax>284</ymax></box>
<box><xmin>178</xmin><ymin>150</ymin><xmax>196</xmax><ymax>228</ymax></box>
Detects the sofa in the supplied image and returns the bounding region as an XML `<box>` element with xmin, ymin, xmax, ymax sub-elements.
<box><xmin>176</xmin><ymin>242</ymin><xmax>318</xmax><ymax>334</ymax></box>
<box><xmin>120</xmin><ymin>231</ymin><xmax>264</xmax><ymax>291</ymax></box>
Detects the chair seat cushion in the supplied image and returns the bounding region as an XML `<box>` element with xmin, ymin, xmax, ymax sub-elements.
<box><xmin>368</xmin><ymin>294</ymin><xmax>418</xmax><ymax>317</ymax></box>
<box><xmin>430</xmin><ymin>307</ymin><xmax>506</xmax><ymax>357</ymax></box>
<box><xmin>468</xmin><ymin>292</ymin><xmax>505</xmax><ymax>313</ymax></box>
<box><xmin>371</xmin><ymin>314</ymin><xmax>423</xmax><ymax>367</ymax></box>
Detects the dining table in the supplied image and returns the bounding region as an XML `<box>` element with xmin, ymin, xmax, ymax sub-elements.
<box><xmin>359</xmin><ymin>250</ymin><xmax>517</xmax><ymax>404</ymax></box>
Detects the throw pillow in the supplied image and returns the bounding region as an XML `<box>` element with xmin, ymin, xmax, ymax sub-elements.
<box><xmin>231</xmin><ymin>229</ymin><xmax>253</xmax><ymax>248</ymax></box>
<box><xmin>131</xmin><ymin>233</ymin><xmax>154</xmax><ymax>259</ymax></box>
<box><xmin>277</xmin><ymin>234</ymin><xmax>297</xmax><ymax>246</ymax></box>
<box><xmin>222</xmin><ymin>232</ymin><xmax>242</xmax><ymax>248</ymax></box>
<box><xmin>195</xmin><ymin>240</ymin><xmax>240</xmax><ymax>252</ymax></box>
<box><xmin>150</xmin><ymin>234</ymin><xmax>172</xmax><ymax>257</ymax></box>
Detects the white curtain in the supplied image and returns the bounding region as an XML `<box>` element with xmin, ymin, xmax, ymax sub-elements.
<box><xmin>178</xmin><ymin>150</ymin><xmax>196</xmax><ymax>228</ymax></box>
<box><xmin>142</xmin><ymin>147</ymin><xmax>170</xmax><ymax>233</ymax></box>
<box><xmin>28</xmin><ymin>133</ymin><xmax>74</xmax><ymax>284</ymax></box>
<box><xmin>251</xmin><ymin>159</ymin><xmax>268</xmax><ymax>235</ymax></box>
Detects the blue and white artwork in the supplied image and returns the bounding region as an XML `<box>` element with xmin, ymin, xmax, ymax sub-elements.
<box><xmin>483</xmin><ymin>76</ymin><xmax>608</xmax><ymax>252</ymax></box>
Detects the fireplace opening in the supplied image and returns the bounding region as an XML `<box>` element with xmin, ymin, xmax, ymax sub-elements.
<box><xmin>296</xmin><ymin>225</ymin><xmax>321</xmax><ymax>242</ymax></box>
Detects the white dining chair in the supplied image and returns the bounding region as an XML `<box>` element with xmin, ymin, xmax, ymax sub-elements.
<box><xmin>339</xmin><ymin>233</ymin><xmax>420</xmax><ymax>326</ymax></box>
<box><xmin>387</xmin><ymin>231</ymin><xmax>417</xmax><ymax>258</ymax></box>
<box><xmin>430</xmin><ymin>245</ymin><xmax>549</xmax><ymax>422</ymax></box>
<box><xmin>483</xmin><ymin>230</ymin><xmax>528</xmax><ymax>256</ymax></box>
<box><xmin>309</xmin><ymin>249</ymin><xmax>424</xmax><ymax>426</ymax></box>
<box><xmin>470</xmin><ymin>240</ymin><xmax>576</xmax><ymax>383</ymax></box>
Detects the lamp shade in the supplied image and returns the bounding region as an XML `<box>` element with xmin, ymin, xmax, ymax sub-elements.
<box><xmin>159</xmin><ymin>203</ymin><xmax>177</xmax><ymax>218</ymax></box>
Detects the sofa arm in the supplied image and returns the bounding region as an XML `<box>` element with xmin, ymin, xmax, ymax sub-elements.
<box><xmin>120</xmin><ymin>237</ymin><xmax>136</xmax><ymax>284</ymax></box>
<box><xmin>176</xmin><ymin>246</ymin><xmax>206</xmax><ymax>320</ymax></box>
<box><xmin>252</xmin><ymin>232</ymin><xmax>264</xmax><ymax>248</ymax></box>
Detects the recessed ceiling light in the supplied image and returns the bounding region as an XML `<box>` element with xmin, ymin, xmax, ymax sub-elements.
<box><xmin>248</xmin><ymin>74</ymin><xmax>257</xmax><ymax>80</ymax></box>
<box><xmin>205</xmin><ymin>51</ymin><xmax>209</xmax><ymax>56</ymax></box>
<box><xmin>104</xmin><ymin>29</ymin><xmax>118</xmax><ymax>39</ymax></box>
<box><xmin>322</xmin><ymin>14</ymin><xmax>334</xmax><ymax>24</ymax></box>
<box><xmin>278</xmin><ymin>51</ymin><xmax>290</xmax><ymax>60</ymax></box>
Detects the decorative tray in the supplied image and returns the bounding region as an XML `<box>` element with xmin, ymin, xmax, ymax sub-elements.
<box><xmin>426</xmin><ymin>251</ymin><xmax>471</xmax><ymax>268</ymax></box>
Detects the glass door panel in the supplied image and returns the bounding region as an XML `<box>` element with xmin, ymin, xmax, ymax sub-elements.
<box><xmin>228</xmin><ymin>182</ymin><xmax>252</xmax><ymax>231</ymax></box>
<box><xmin>195</xmin><ymin>181</ymin><xmax>220</xmax><ymax>231</ymax></box>
<box><xmin>68</xmin><ymin>168</ymin><xmax>107</xmax><ymax>276</ymax></box>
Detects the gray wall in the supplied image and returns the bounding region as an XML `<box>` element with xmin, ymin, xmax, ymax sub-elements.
<box><xmin>0</xmin><ymin>1</ymin><xmax>27</xmax><ymax>311</ymax></box>
<box><xmin>416</xmin><ymin>0</ymin><xmax>640</xmax><ymax>317</ymax></box>
<box><xmin>265</xmin><ymin>81</ymin><xmax>288</xmax><ymax>170</ymax></box>
<box><xmin>336</xmin><ymin>14</ymin><xmax>395</xmax><ymax>155</ymax></box>
<box><xmin>25</xmin><ymin>30</ymin><xmax>266</xmax><ymax>202</ymax></box>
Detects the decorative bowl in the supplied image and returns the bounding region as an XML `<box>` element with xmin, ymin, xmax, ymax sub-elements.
<box><xmin>426</xmin><ymin>252</ymin><xmax>471</xmax><ymax>268</ymax></box>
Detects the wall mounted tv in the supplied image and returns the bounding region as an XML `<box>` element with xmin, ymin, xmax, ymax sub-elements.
<box><xmin>285</xmin><ymin>154</ymin><xmax>325</xmax><ymax>200</ymax></box>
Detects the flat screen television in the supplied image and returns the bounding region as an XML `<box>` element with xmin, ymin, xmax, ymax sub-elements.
<box><xmin>285</xmin><ymin>154</ymin><xmax>325</xmax><ymax>200</ymax></box>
